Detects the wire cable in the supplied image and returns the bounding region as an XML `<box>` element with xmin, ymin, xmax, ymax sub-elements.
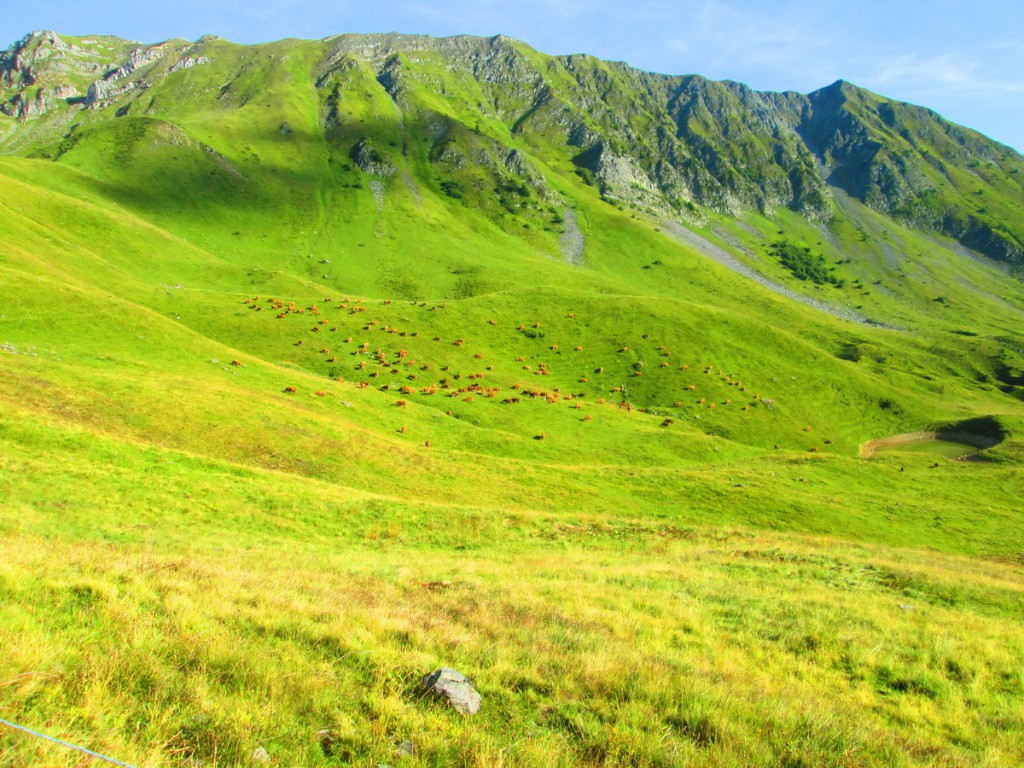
<box><xmin>0</xmin><ymin>718</ymin><xmax>140</xmax><ymax>768</ymax></box>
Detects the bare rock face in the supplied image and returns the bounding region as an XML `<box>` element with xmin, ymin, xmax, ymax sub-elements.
<box><xmin>85</xmin><ymin>78</ymin><xmax>135</xmax><ymax>107</ymax></box>
<box><xmin>352</xmin><ymin>139</ymin><xmax>397</xmax><ymax>177</ymax></box>
<box><xmin>419</xmin><ymin>667</ymin><xmax>481</xmax><ymax>715</ymax></box>
<box><xmin>169</xmin><ymin>55</ymin><xmax>210</xmax><ymax>74</ymax></box>
<box><xmin>103</xmin><ymin>45</ymin><xmax>165</xmax><ymax>82</ymax></box>
<box><xmin>1</xmin><ymin>31</ymin><xmax>212</xmax><ymax>116</ymax></box>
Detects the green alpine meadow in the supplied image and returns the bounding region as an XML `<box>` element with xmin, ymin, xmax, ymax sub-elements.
<box><xmin>2</xmin><ymin>29</ymin><xmax>1024</xmax><ymax>767</ymax></box>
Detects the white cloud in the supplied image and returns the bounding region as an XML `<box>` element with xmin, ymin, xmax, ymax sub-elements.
<box><xmin>864</xmin><ymin>52</ymin><xmax>1024</xmax><ymax>98</ymax></box>
<box><xmin>622</xmin><ymin>1</ymin><xmax>836</xmax><ymax>85</ymax></box>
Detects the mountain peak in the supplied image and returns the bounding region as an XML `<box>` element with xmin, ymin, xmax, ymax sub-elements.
<box><xmin>811</xmin><ymin>79</ymin><xmax>863</xmax><ymax>99</ymax></box>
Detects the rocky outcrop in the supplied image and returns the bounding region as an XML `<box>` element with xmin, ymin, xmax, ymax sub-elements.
<box><xmin>169</xmin><ymin>55</ymin><xmax>210</xmax><ymax>74</ymax></box>
<box><xmin>351</xmin><ymin>139</ymin><xmax>397</xmax><ymax>177</ymax></box>
<box><xmin>103</xmin><ymin>45</ymin><xmax>165</xmax><ymax>82</ymax></box>
<box><xmin>84</xmin><ymin>78</ymin><xmax>137</xmax><ymax>107</ymax></box>
<box><xmin>1</xmin><ymin>32</ymin><xmax>211</xmax><ymax>116</ymax></box>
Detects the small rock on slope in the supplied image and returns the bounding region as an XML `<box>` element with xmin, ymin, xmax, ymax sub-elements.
<box><xmin>419</xmin><ymin>667</ymin><xmax>481</xmax><ymax>715</ymax></box>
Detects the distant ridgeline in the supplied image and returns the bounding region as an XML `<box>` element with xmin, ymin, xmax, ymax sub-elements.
<box><xmin>1</xmin><ymin>29</ymin><xmax>1023</xmax><ymax>266</ymax></box>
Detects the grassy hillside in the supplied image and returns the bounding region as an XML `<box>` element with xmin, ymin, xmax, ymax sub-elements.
<box><xmin>2</xmin><ymin>30</ymin><xmax>1024</xmax><ymax>767</ymax></box>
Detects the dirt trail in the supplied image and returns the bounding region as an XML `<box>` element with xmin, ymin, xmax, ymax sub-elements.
<box><xmin>859</xmin><ymin>431</ymin><xmax>1000</xmax><ymax>458</ymax></box>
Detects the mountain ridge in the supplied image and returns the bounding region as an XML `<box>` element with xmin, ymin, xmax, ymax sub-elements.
<box><xmin>2</xmin><ymin>29</ymin><xmax>1022</xmax><ymax>265</ymax></box>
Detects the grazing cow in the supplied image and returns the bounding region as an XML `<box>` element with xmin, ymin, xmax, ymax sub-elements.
<box><xmin>315</xmin><ymin>390</ymin><xmax>327</xmax><ymax>397</ymax></box>
<box><xmin>284</xmin><ymin>386</ymin><xmax>297</xmax><ymax>393</ymax></box>
<box><xmin>231</xmin><ymin>360</ymin><xmax>244</xmax><ymax>366</ymax></box>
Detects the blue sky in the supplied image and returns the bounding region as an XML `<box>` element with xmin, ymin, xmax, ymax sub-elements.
<box><xmin>4</xmin><ymin>1</ymin><xmax>1023</xmax><ymax>151</ymax></box>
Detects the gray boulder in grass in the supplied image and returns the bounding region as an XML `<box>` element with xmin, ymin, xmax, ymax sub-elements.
<box><xmin>419</xmin><ymin>667</ymin><xmax>481</xmax><ymax>715</ymax></box>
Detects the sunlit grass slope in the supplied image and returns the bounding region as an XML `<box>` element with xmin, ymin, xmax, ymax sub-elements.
<box><xmin>2</xmin><ymin>428</ymin><xmax>1024</xmax><ymax>767</ymax></box>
